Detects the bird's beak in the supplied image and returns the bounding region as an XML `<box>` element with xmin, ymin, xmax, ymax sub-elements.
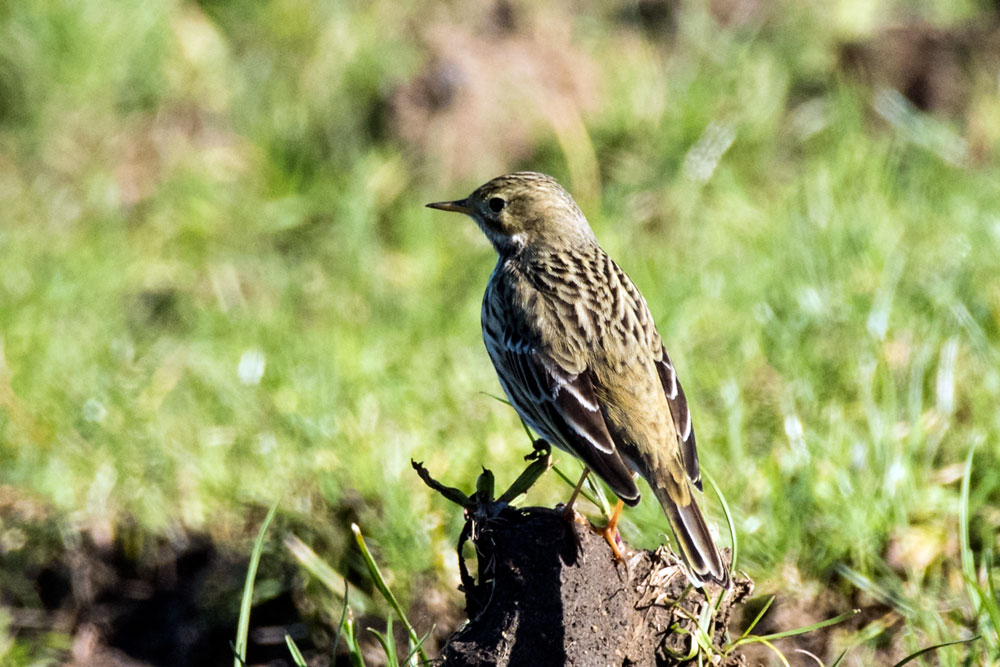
<box><xmin>426</xmin><ymin>198</ymin><xmax>473</xmax><ymax>215</ymax></box>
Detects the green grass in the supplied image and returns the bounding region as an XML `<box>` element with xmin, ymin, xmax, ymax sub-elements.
<box><xmin>1</xmin><ymin>0</ymin><xmax>998</xmax><ymax>664</ymax></box>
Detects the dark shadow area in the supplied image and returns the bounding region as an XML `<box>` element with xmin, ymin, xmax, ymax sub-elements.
<box><xmin>0</xmin><ymin>499</ymin><xmax>314</xmax><ymax>667</ymax></box>
<box><xmin>443</xmin><ymin>506</ymin><xmax>576</xmax><ymax>665</ymax></box>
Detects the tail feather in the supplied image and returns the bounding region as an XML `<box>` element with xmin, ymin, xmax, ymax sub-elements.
<box><xmin>657</xmin><ymin>489</ymin><xmax>731</xmax><ymax>589</ymax></box>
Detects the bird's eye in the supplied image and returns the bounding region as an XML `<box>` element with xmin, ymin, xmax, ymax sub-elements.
<box><xmin>488</xmin><ymin>197</ymin><xmax>507</xmax><ymax>213</ymax></box>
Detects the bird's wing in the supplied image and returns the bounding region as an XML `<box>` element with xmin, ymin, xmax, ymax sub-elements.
<box><xmin>655</xmin><ymin>347</ymin><xmax>701</xmax><ymax>490</ymax></box>
<box><xmin>485</xmin><ymin>303</ymin><xmax>641</xmax><ymax>505</ymax></box>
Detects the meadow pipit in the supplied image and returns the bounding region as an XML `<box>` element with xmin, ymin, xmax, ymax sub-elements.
<box><xmin>428</xmin><ymin>172</ymin><xmax>730</xmax><ymax>588</ymax></box>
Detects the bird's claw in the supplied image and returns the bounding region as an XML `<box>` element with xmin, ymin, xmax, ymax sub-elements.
<box><xmin>590</xmin><ymin>520</ymin><xmax>628</xmax><ymax>561</ymax></box>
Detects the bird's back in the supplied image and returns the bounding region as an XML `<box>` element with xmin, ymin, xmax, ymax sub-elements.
<box><xmin>485</xmin><ymin>246</ymin><xmax>690</xmax><ymax>500</ymax></box>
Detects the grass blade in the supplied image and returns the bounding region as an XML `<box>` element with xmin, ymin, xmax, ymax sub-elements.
<box><xmin>343</xmin><ymin>615</ymin><xmax>366</xmax><ymax>667</ymax></box>
<box><xmin>959</xmin><ymin>440</ymin><xmax>977</xmax><ymax>606</ymax></box>
<box><xmin>331</xmin><ymin>578</ymin><xmax>350</xmax><ymax>659</ymax></box>
<box><xmin>889</xmin><ymin>636</ymin><xmax>980</xmax><ymax>667</ymax></box>
<box><xmin>284</xmin><ymin>533</ymin><xmax>360</xmax><ymax>609</ymax></box>
<box><xmin>234</xmin><ymin>500</ymin><xmax>279</xmax><ymax>667</ymax></box>
<box><xmin>739</xmin><ymin>596</ymin><xmax>775</xmax><ymax>638</ymax></box>
<box><xmin>734</xmin><ymin>609</ymin><xmax>859</xmax><ymax>646</ymax></box>
<box><xmin>284</xmin><ymin>633</ymin><xmax>308</xmax><ymax>667</ymax></box>
<box><xmin>829</xmin><ymin>648</ymin><xmax>849</xmax><ymax>666</ymax></box>
<box><xmin>368</xmin><ymin>617</ymin><xmax>398</xmax><ymax>665</ymax></box>
<box><xmin>402</xmin><ymin>627</ymin><xmax>435</xmax><ymax>667</ymax></box>
<box><xmin>585</xmin><ymin>466</ymin><xmax>611</xmax><ymax>515</ymax></box>
<box><xmin>981</xmin><ymin>549</ymin><xmax>1000</xmax><ymax>652</ymax></box>
<box><xmin>755</xmin><ymin>638</ymin><xmax>790</xmax><ymax>667</ymax></box>
<box><xmin>958</xmin><ymin>438</ymin><xmax>997</xmax><ymax>655</ymax></box>
<box><xmin>703</xmin><ymin>469</ymin><xmax>738</xmax><ymax>575</ymax></box>
<box><xmin>352</xmin><ymin>523</ymin><xmax>430</xmax><ymax>664</ymax></box>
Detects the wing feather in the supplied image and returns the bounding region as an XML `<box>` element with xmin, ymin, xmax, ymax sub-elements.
<box><xmin>656</xmin><ymin>347</ymin><xmax>701</xmax><ymax>490</ymax></box>
<box><xmin>485</xmin><ymin>304</ymin><xmax>640</xmax><ymax>504</ymax></box>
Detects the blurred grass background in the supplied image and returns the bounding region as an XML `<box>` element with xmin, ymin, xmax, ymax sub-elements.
<box><xmin>1</xmin><ymin>0</ymin><xmax>999</xmax><ymax>664</ymax></box>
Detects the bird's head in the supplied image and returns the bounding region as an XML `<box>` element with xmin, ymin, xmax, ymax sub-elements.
<box><xmin>427</xmin><ymin>172</ymin><xmax>597</xmax><ymax>256</ymax></box>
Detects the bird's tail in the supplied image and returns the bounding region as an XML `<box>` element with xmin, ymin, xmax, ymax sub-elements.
<box><xmin>655</xmin><ymin>488</ymin><xmax>731</xmax><ymax>589</ymax></box>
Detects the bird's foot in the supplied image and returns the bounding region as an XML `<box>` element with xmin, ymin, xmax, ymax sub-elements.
<box><xmin>590</xmin><ymin>499</ymin><xmax>627</xmax><ymax>561</ymax></box>
<box><xmin>601</xmin><ymin>524</ymin><xmax>627</xmax><ymax>561</ymax></box>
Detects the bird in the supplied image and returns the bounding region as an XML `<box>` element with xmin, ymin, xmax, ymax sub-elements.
<box><xmin>427</xmin><ymin>172</ymin><xmax>730</xmax><ymax>588</ymax></box>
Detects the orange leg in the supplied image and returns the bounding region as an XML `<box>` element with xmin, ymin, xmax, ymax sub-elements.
<box><xmin>599</xmin><ymin>499</ymin><xmax>626</xmax><ymax>561</ymax></box>
<box><xmin>561</xmin><ymin>467</ymin><xmax>590</xmax><ymax>521</ymax></box>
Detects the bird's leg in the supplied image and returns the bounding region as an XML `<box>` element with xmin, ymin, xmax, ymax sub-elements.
<box><xmin>598</xmin><ymin>499</ymin><xmax>627</xmax><ymax>561</ymax></box>
<box><xmin>560</xmin><ymin>466</ymin><xmax>590</xmax><ymax>521</ymax></box>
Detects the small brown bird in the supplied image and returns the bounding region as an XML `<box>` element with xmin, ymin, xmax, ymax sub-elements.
<box><xmin>428</xmin><ymin>172</ymin><xmax>730</xmax><ymax>588</ymax></box>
